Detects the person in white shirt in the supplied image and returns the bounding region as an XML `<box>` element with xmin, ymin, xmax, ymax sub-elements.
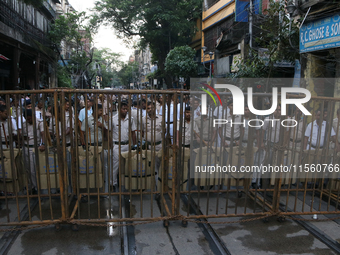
<box><xmin>213</xmin><ymin>95</ymin><xmax>229</xmax><ymax>146</ymax></box>
<box><xmin>332</xmin><ymin>108</ymin><xmax>340</xmax><ymax>152</ymax></box>
<box><xmin>0</xmin><ymin>105</ymin><xmax>17</xmax><ymax>149</ymax></box>
<box><xmin>159</xmin><ymin>94</ymin><xmax>175</xmax><ymax>144</ymax></box>
<box><xmin>78</xmin><ymin>98</ymin><xmax>93</xmax><ymax>123</ymax></box>
<box><xmin>193</xmin><ymin>97</ymin><xmax>201</xmax><ymax>119</ymax></box>
<box><xmin>110</xmin><ymin>100</ymin><xmax>137</xmax><ymax>190</ymax></box>
<box><xmin>304</xmin><ymin>109</ymin><xmax>336</xmax><ymax>150</ymax></box>
<box><xmin>24</xmin><ymin>99</ymin><xmax>42</xmax><ymax>121</ymax></box>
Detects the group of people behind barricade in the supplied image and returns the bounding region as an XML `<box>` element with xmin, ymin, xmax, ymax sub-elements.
<box><xmin>0</xmin><ymin>91</ymin><xmax>339</xmax><ymax>196</ymax></box>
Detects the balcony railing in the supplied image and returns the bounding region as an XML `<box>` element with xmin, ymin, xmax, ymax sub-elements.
<box><xmin>42</xmin><ymin>0</ymin><xmax>56</xmax><ymax>19</ymax></box>
<box><xmin>0</xmin><ymin>1</ymin><xmax>49</xmax><ymax>46</ymax></box>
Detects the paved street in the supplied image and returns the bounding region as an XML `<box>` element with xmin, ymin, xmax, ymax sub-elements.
<box><xmin>1</xmin><ymin>192</ymin><xmax>339</xmax><ymax>255</ymax></box>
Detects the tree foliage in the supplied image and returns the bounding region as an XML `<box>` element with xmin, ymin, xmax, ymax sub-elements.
<box><xmin>49</xmin><ymin>12</ymin><xmax>94</xmax><ymax>48</ymax></box>
<box><xmin>117</xmin><ymin>61</ymin><xmax>140</xmax><ymax>88</ymax></box>
<box><xmin>232</xmin><ymin>0</ymin><xmax>300</xmax><ymax>81</ymax></box>
<box><xmin>49</xmin><ymin>12</ymin><xmax>97</xmax><ymax>88</ymax></box>
<box><xmin>93</xmin><ymin>0</ymin><xmax>202</xmax><ymax>88</ymax></box>
<box><xmin>165</xmin><ymin>46</ymin><xmax>197</xmax><ymax>78</ymax></box>
<box><xmin>92</xmin><ymin>48</ymin><xmax>123</xmax><ymax>88</ymax></box>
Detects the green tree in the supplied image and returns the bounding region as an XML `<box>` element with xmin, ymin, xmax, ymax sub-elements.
<box><xmin>232</xmin><ymin>0</ymin><xmax>300</xmax><ymax>89</ymax></box>
<box><xmin>117</xmin><ymin>62</ymin><xmax>140</xmax><ymax>88</ymax></box>
<box><xmin>49</xmin><ymin>12</ymin><xmax>97</xmax><ymax>88</ymax></box>
<box><xmin>92</xmin><ymin>48</ymin><xmax>123</xmax><ymax>88</ymax></box>
<box><xmin>93</xmin><ymin>0</ymin><xmax>202</xmax><ymax>88</ymax></box>
<box><xmin>165</xmin><ymin>45</ymin><xmax>197</xmax><ymax>88</ymax></box>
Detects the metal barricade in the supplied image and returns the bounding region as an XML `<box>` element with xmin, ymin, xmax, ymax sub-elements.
<box><xmin>0</xmin><ymin>89</ymin><xmax>340</xmax><ymax>232</ymax></box>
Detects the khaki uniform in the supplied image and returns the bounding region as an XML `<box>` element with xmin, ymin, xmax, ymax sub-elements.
<box><xmin>332</xmin><ymin>118</ymin><xmax>340</xmax><ymax>143</ymax></box>
<box><xmin>81</xmin><ymin>115</ymin><xmax>108</xmax><ymax>145</ymax></box>
<box><xmin>261</xmin><ymin>116</ymin><xmax>281</xmax><ymax>168</ymax></box>
<box><xmin>262</xmin><ymin>116</ymin><xmax>281</xmax><ymax>144</ymax></box>
<box><xmin>177</xmin><ymin>120</ymin><xmax>198</xmax><ymax>146</ymax></box>
<box><xmin>284</xmin><ymin>117</ymin><xmax>304</xmax><ymax>184</ymax></box>
<box><xmin>22</xmin><ymin>120</ymin><xmax>45</xmax><ymax>189</ymax></box>
<box><xmin>242</xmin><ymin>118</ymin><xmax>262</xmax><ymax>186</ymax></box>
<box><xmin>11</xmin><ymin>107</ymin><xmax>24</xmax><ymax>129</ymax></box>
<box><xmin>143</xmin><ymin>115</ymin><xmax>163</xmax><ymax>150</ymax></box>
<box><xmin>305</xmin><ymin>120</ymin><xmax>335</xmax><ymax>150</ymax></box>
<box><xmin>156</xmin><ymin>101</ymin><xmax>161</xmax><ymax>115</ymax></box>
<box><xmin>194</xmin><ymin>116</ymin><xmax>216</xmax><ymax>142</ymax></box>
<box><xmin>111</xmin><ymin>114</ymin><xmax>136</xmax><ymax>185</ymax></box>
<box><xmin>220</xmin><ymin>113</ymin><xmax>242</xmax><ymax>145</ymax></box>
<box><xmin>0</xmin><ymin>118</ymin><xmax>17</xmax><ymax>149</ymax></box>
<box><xmin>142</xmin><ymin>114</ymin><xmax>164</xmax><ymax>189</ymax></box>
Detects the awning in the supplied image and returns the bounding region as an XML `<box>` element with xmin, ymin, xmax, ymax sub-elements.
<box><xmin>0</xmin><ymin>54</ymin><xmax>10</xmax><ymax>61</ymax></box>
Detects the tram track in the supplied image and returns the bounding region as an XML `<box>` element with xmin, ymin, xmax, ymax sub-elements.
<box><xmin>260</xmin><ymin>190</ymin><xmax>340</xmax><ymax>254</ymax></box>
<box><xmin>0</xmin><ymin>199</ymin><xmax>39</xmax><ymax>255</ymax></box>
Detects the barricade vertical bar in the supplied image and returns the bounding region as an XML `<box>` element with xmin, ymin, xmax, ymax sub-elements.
<box><xmin>41</xmin><ymin>92</ymin><xmax>53</xmax><ymax>219</ymax></box>
<box><xmin>55</xmin><ymin>92</ymin><xmax>66</xmax><ymax>221</ymax></box>
<box><xmin>174</xmin><ymin>92</ymin><xmax>180</xmax><ymax>216</ymax></box>
<box><xmin>74</xmin><ymin>92</ymin><xmax>81</xmax><ymax>219</ymax></box>
<box><xmin>61</xmin><ymin>92</ymin><xmax>69</xmax><ymax>218</ymax></box>
<box><xmin>117</xmin><ymin>95</ymin><xmax>123</xmax><ymax>220</ymax></box>
<box><xmin>22</xmin><ymin>92</ymin><xmax>32</xmax><ymax>222</ymax></box>
<box><xmin>160</xmin><ymin>92</ymin><xmax>166</xmax><ymax>218</ymax></box>
<box><xmin>0</xmin><ymin>106</ymin><xmax>9</xmax><ymax>222</ymax></box>
<box><xmin>5</xmin><ymin>95</ymin><xmax>16</xmax><ymax>204</ymax></box>
<box><xmin>31</xmin><ymin>93</ymin><xmax>43</xmax><ymax>220</ymax></box>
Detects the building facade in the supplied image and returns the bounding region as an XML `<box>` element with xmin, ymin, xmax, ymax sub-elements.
<box><xmin>0</xmin><ymin>0</ymin><xmax>59</xmax><ymax>90</ymax></box>
<box><xmin>297</xmin><ymin>0</ymin><xmax>340</xmax><ymax>98</ymax></box>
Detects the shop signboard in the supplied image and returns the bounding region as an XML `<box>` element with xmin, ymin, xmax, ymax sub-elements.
<box><xmin>300</xmin><ymin>13</ymin><xmax>340</xmax><ymax>53</ymax></box>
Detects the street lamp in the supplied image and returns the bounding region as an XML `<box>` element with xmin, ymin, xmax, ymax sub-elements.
<box><xmin>202</xmin><ymin>46</ymin><xmax>214</xmax><ymax>79</ymax></box>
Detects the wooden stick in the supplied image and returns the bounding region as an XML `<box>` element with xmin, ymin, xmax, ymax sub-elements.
<box><xmin>44</xmin><ymin>121</ymin><xmax>52</xmax><ymax>146</ymax></box>
<box><xmin>78</xmin><ymin>120</ymin><xmax>85</xmax><ymax>145</ymax></box>
<box><xmin>2</xmin><ymin>123</ymin><xmax>8</xmax><ymax>148</ymax></box>
<box><xmin>89</xmin><ymin>127</ymin><xmax>91</xmax><ymax>144</ymax></box>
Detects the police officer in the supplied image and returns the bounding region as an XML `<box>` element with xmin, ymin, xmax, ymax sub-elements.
<box><xmin>194</xmin><ymin>104</ymin><xmax>216</xmax><ymax>147</ymax></box>
<box><xmin>142</xmin><ymin>101</ymin><xmax>164</xmax><ymax>189</ymax></box>
<box><xmin>110</xmin><ymin>100</ymin><xmax>137</xmax><ymax>191</ymax></box>
<box><xmin>81</xmin><ymin>104</ymin><xmax>108</xmax><ymax>146</ymax></box>
<box><xmin>0</xmin><ymin>105</ymin><xmax>17</xmax><ymax>149</ymax></box>
<box><xmin>220</xmin><ymin>98</ymin><xmax>243</xmax><ymax>149</ymax></box>
<box><xmin>242</xmin><ymin>105</ymin><xmax>261</xmax><ymax>188</ymax></box>
<box><xmin>79</xmin><ymin>98</ymin><xmax>93</xmax><ymax>123</ymax></box>
<box><xmin>21</xmin><ymin>109</ymin><xmax>46</xmax><ymax>194</ymax></box>
<box><xmin>260</xmin><ymin>105</ymin><xmax>282</xmax><ymax>163</ymax></box>
<box><xmin>177</xmin><ymin>106</ymin><xmax>198</xmax><ymax>147</ymax></box>
<box><xmin>304</xmin><ymin>109</ymin><xmax>336</xmax><ymax>151</ymax></box>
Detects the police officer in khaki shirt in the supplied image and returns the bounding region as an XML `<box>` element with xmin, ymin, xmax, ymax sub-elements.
<box><xmin>194</xmin><ymin>109</ymin><xmax>216</xmax><ymax>146</ymax></box>
<box><xmin>287</xmin><ymin>108</ymin><xmax>304</xmax><ymax>150</ymax></box>
<box><xmin>21</xmin><ymin>109</ymin><xmax>46</xmax><ymax>193</ymax></box>
<box><xmin>177</xmin><ymin>106</ymin><xmax>199</xmax><ymax>147</ymax></box>
<box><xmin>0</xmin><ymin>105</ymin><xmax>17</xmax><ymax>149</ymax></box>
<box><xmin>81</xmin><ymin>104</ymin><xmax>108</xmax><ymax>146</ymax></box>
<box><xmin>142</xmin><ymin>101</ymin><xmax>165</xmax><ymax>189</ymax></box>
<box><xmin>332</xmin><ymin>108</ymin><xmax>340</xmax><ymax>152</ymax></box>
<box><xmin>219</xmin><ymin>99</ymin><xmax>243</xmax><ymax>148</ymax></box>
<box><xmin>142</xmin><ymin>102</ymin><xmax>164</xmax><ymax>151</ymax></box>
<box><xmin>110</xmin><ymin>100</ymin><xmax>137</xmax><ymax>190</ymax></box>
